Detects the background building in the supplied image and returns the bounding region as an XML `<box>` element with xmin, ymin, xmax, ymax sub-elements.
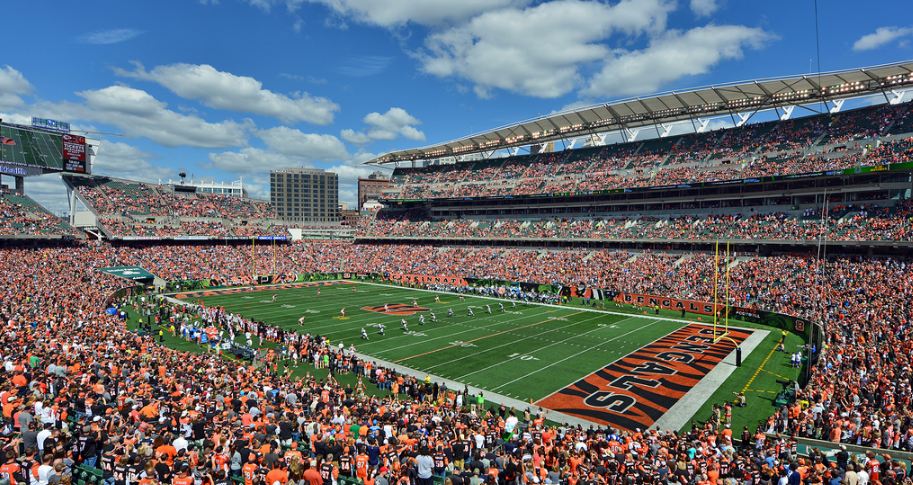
<box><xmin>357</xmin><ymin>171</ymin><xmax>392</xmax><ymax>210</ymax></box>
<box><xmin>270</xmin><ymin>168</ymin><xmax>339</xmax><ymax>223</ymax></box>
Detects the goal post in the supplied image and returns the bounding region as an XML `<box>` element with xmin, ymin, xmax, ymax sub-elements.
<box><xmin>712</xmin><ymin>240</ymin><xmax>741</xmax><ymax>365</ymax></box>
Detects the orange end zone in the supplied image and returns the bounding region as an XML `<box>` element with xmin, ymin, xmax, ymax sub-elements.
<box><xmin>536</xmin><ymin>323</ymin><xmax>751</xmax><ymax>432</ymax></box>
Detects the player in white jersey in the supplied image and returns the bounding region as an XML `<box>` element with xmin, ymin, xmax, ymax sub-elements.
<box><xmin>361</xmin><ymin>328</ymin><xmax>369</xmax><ymax>340</ymax></box>
<box><xmin>468</xmin><ymin>307</ymin><xmax>475</xmax><ymax>317</ymax></box>
<box><xmin>419</xmin><ymin>314</ymin><xmax>425</xmax><ymax>325</ymax></box>
<box><xmin>430</xmin><ymin>312</ymin><xmax>437</xmax><ymax>322</ymax></box>
<box><xmin>485</xmin><ymin>305</ymin><xmax>492</xmax><ymax>314</ymax></box>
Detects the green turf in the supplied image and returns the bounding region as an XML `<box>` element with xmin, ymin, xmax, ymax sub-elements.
<box><xmin>176</xmin><ymin>281</ymin><xmax>793</xmax><ymax>428</ymax></box>
<box><xmin>0</xmin><ymin>124</ymin><xmax>63</xmax><ymax>169</ymax></box>
<box><xmin>185</xmin><ymin>282</ymin><xmax>688</xmax><ymax>402</ymax></box>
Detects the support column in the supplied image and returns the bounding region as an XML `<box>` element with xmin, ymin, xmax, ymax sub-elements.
<box><xmin>14</xmin><ymin>176</ymin><xmax>24</xmax><ymax>195</ymax></box>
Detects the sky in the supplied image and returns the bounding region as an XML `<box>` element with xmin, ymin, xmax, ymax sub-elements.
<box><xmin>1</xmin><ymin>0</ymin><xmax>912</xmax><ymax>214</ymax></box>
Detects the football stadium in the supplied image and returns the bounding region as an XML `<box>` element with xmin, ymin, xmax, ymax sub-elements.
<box><xmin>2</xmin><ymin>4</ymin><xmax>913</xmax><ymax>485</ymax></box>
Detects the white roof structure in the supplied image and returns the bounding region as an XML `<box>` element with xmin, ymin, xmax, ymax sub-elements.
<box><xmin>366</xmin><ymin>60</ymin><xmax>913</xmax><ymax>165</ymax></box>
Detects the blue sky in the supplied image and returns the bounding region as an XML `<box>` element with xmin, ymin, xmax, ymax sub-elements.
<box><xmin>1</xmin><ymin>0</ymin><xmax>911</xmax><ymax>213</ymax></box>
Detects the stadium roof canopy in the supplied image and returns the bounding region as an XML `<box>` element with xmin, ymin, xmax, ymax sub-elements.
<box><xmin>366</xmin><ymin>60</ymin><xmax>913</xmax><ymax>165</ymax></box>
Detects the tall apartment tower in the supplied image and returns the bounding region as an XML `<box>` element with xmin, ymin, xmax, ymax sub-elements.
<box><xmin>270</xmin><ymin>168</ymin><xmax>339</xmax><ymax>223</ymax></box>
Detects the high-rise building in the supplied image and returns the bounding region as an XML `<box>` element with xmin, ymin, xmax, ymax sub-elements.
<box><xmin>270</xmin><ymin>168</ymin><xmax>339</xmax><ymax>223</ymax></box>
<box><xmin>357</xmin><ymin>171</ymin><xmax>392</xmax><ymax>210</ymax></box>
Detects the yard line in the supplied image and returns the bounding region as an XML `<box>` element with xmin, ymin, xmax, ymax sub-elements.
<box><xmin>367</xmin><ymin>307</ymin><xmax>563</xmax><ymax>354</ymax></box>
<box><xmin>192</xmin><ymin>283</ymin><xmax>546</xmax><ymax>348</ymax></box>
<box><xmin>424</xmin><ymin>311</ymin><xmax>611</xmax><ymax>372</ymax></box>
<box><xmin>490</xmin><ymin>318</ymin><xmax>666</xmax><ymax>392</ymax></box>
<box><xmin>355</xmin><ymin>280</ymin><xmax>755</xmax><ymax>332</ymax></box>
<box><xmin>318</xmin><ymin>298</ymin><xmax>537</xmax><ymax>338</ymax></box>
<box><xmin>450</xmin><ymin>316</ymin><xmax>643</xmax><ymax>378</ymax></box>
<box><xmin>393</xmin><ymin>311</ymin><xmax>577</xmax><ymax>363</ymax></box>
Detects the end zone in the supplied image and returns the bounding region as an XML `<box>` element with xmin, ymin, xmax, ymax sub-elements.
<box><xmin>537</xmin><ymin>324</ymin><xmax>752</xmax><ymax>432</ymax></box>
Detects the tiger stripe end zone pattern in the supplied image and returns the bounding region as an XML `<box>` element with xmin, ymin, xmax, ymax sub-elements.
<box><xmin>537</xmin><ymin>324</ymin><xmax>751</xmax><ymax>432</ymax></box>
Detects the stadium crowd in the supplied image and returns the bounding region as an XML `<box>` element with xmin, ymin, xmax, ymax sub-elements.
<box><xmin>63</xmin><ymin>176</ymin><xmax>285</xmax><ymax>239</ymax></box>
<box><xmin>0</xmin><ymin>190</ymin><xmax>77</xmax><ymax>238</ymax></box>
<box><xmin>359</xmin><ymin>202</ymin><xmax>913</xmax><ymax>242</ymax></box>
<box><xmin>387</xmin><ymin>102</ymin><xmax>913</xmax><ymax>201</ymax></box>
<box><xmin>1</xmin><ymin>238</ymin><xmax>912</xmax><ymax>485</ymax></box>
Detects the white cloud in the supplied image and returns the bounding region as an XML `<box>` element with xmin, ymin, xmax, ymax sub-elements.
<box><xmin>340</xmin><ymin>129</ymin><xmax>372</xmax><ymax>144</ymax></box>
<box><xmin>0</xmin><ymin>66</ymin><xmax>33</xmax><ymax>109</ymax></box>
<box><xmin>584</xmin><ymin>25</ymin><xmax>771</xmax><ymax>98</ymax></box>
<box><xmin>258</xmin><ymin>126</ymin><xmax>349</xmax><ymax>159</ymax></box>
<box><xmin>852</xmin><ymin>26</ymin><xmax>913</xmax><ymax>52</ymax></box>
<box><xmin>689</xmin><ymin>0</ymin><xmax>718</xmax><ymax>17</ymax></box>
<box><xmin>210</xmin><ymin>128</ymin><xmax>348</xmax><ymax>173</ymax></box>
<box><xmin>116</xmin><ymin>62</ymin><xmax>338</xmax><ymax>124</ymax></box>
<box><xmin>23</xmin><ymin>175</ymin><xmax>69</xmax><ymax>216</ymax></box>
<box><xmin>209</xmin><ymin>148</ymin><xmax>297</xmax><ymax>173</ymax></box>
<box><xmin>419</xmin><ymin>0</ymin><xmax>674</xmax><ymax>98</ymax></box>
<box><xmin>209</xmin><ymin>147</ymin><xmax>383</xmax><ymax>205</ymax></box>
<box><xmin>341</xmin><ymin>107</ymin><xmax>425</xmax><ymax>144</ymax></box>
<box><xmin>78</xmin><ymin>28</ymin><xmax>144</xmax><ymax>45</ymax></box>
<box><xmin>0</xmin><ymin>112</ymin><xmax>32</xmax><ymax>125</ymax></box>
<box><xmin>304</xmin><ymin>0</ymin><xmax>533</xmax><ymax>27</ymax></box>
<box><xmin>90</xmin><ymin>141</ymin><xmax>171</xmax><ymax>181</ymax></box>
<box><xmin>68</xmin><ymin>85</ymin><xmax>249</xmax><ymax>148</ymax></box>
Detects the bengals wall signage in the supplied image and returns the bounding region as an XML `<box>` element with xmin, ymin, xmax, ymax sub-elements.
<box><xmin>616</xmin><ymin>292</ymin><xmax>812</xmax><ymax>337</ymax></box>
<box><xmin>390</xmin><ymin>274</ymin><xmax>468</xmax><ymax>286</ymax></box>
<box><xmin>614</xmin><ymin>293</ymin><xmax>723</xmax><ymax>316</ymax></box>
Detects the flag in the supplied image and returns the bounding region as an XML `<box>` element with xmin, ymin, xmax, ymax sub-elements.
<box><xmin>0</xmin><ymin>136</ymin><xmax>15</xmax><ymax>146</ymax></box>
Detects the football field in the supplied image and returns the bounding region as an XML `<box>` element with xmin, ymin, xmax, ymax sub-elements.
<box><xmin>0</xmin><ymin>124</ymin><xmax>63</xmax><ymax>169</ymax></box>
<box><xmin>176</xmin><ymin>280</ymin><xmax>785</xmax><ymax>431</ymax></box>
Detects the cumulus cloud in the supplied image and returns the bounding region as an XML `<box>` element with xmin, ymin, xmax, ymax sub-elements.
<box><xmin>257</xmin><ymin>0</ymin><xmax>532</xmax><ymax>27</ymax></box>
<box><xmin>69</xmin><ymin>85</ymin><xmax>249</xmax><ymax>148</ymax></box>
<box><xmin>419</xmin><ymin>0</ymin><xmax>674</xmax><ymax>98</ymax></box>
<box><xmin>689</xmin><ymin>0</ymin><xmax>718</xmax><ymax>17</ymax></box>
<box><xmin>852</xmin><ymin>26</ymin><xmax>913</xmax><ymax>52</ymax></box>
<box><xmin>23</xmin><ymin>175</ymin><xmax>70</xmax><ymax>216</ymax></box>
<box><xmin>90</xmin><ymin>141</ymin><xmax>171</xmax><ymax>180</ymax></box>
<box><xmin>116</xmin><ymin>62</ymin><xmax>338</xmax><ymax>124</ymax></box>
<box><xmin>584</xmin><ymin>25</ymin><xmax>771</xmax><ymax>98</ymax></box>
<box><xmin>210</xmin><ymin>128</ymin><xmax>349</xmax><ymax>173</ymax></box>
<box><xmin>258</xmin><ymin>126</ymin><xmax>349</xmax><ymax>159</ymax></box>
<box><xmin>341</xmin><ymin>107</ymin><xmax>424</xmax><ymax>144</ymax></box>
<box><xmin>0</xmin><ymin>66</ymin><xmax>33</xmax><ymax>109</ymax></box>
<box><xmin>78</xmin><ymin>28</ymin><xmax>144</xmax><ymax>45</ymax></box>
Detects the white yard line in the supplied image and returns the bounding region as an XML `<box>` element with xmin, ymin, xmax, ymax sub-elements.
<box><xmin>450</xmin><ymin>315</ymin><xmax>642</xmax><ymax>379</ymax></box>
<box><xmin>355</xmin><ymin>280</ymin><xmax>756</xmax><ymax>333</ymax></box>
<box><xmin>352</xmin><ymin>351</ymin><xmax>597</xmax><ymax>428</ymax></box>
<box><xmin>649</xmin><ymin>328</ymin><xmax>769</xmax><ymax>431</ymax></box>
<box><xmin>368</xmin><ymin>308</ymin><xmax>564</xmax><ymax>355</ymax></box>
<box><xmin>491</xmin><ymin>318</ymin><xmax>665</xmax><ymax>391</ymax></box>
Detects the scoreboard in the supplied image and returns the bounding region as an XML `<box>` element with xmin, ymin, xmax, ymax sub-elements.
<box><xmin>61</xmin><ymin>134</ymin><xmax>87</xmax><ymax>173</ymax></box>
<box><xmin>0</xmin><ymin>123</ymin><xmax>90</xmax><ymax>176</ymax></box>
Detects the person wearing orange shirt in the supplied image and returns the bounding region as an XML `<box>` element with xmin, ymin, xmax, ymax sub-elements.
<box><xmin>0</xmin><ymin>451</ymin><xmax>22</xmax><ymax>485</ymax></box>
<box><xmin>173</xmin><ymin>465</ymin><xmax>195</xmax><ymax>485</ymax></box>
<box><xmin>302</xmin><ymin>461</ymin><xmax>323</xmax><ymax>485</ymax></box>
<box><xmin>242</xmin><ymin>456</ymin><xmax>259</xmax><ymax>485</ymax></box>
<box><xmin>265</xmin><ymin>462</ymin><xmax>289</xmax><ymax>485</ymax></box>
